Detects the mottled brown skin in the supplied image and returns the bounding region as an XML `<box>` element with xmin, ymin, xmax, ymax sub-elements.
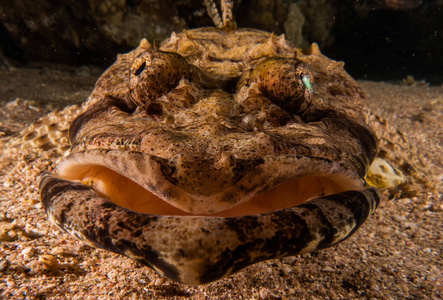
<box><xmin>38</xmin><ymin>27</ymin><xmax>383</xmax><ymax>284</ymax></box>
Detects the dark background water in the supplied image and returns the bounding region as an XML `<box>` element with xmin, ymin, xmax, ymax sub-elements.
<box><xmin>0</xmin><ymin>0</ymin><xmax>442</xmax><ymax>84</ymax></box>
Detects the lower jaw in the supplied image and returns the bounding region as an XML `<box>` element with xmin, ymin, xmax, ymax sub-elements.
<box><xmin>39</xmin><ymin>171</ymin><xmax>381</xmax><ymax>285</ymax></box>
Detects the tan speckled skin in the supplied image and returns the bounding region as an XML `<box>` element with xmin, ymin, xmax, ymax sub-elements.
<box><xmin>39</xmin><ymin>27</ymin><xmax>382</xmax><ymax>284</ymax></box>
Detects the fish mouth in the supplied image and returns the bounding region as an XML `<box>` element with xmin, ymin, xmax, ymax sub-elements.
<box><xmin>54</xmin><ymin>149</ymin><xmax>366</xmax><ymax>217</ymax></box>
<box><xmin>39</xmin><ymin>165</ymin><xmax>380</xmax><ymax>285</ymax></box>
<box><xmin>40</xmin><ymin>129</ymin><xmax>380</xmax><ymax>285</ymax></box>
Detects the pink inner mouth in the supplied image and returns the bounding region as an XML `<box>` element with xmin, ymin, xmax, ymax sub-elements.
<box><xmin>61</xmin><ymin>165</ymin><xmax>362</xmax><ymax>217</ymax></box>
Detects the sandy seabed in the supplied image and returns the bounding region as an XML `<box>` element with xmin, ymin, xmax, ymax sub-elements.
<box><xmin>0</xmin><ymin>65</ymin><xmax>442</xmax><ymax>299</ymax></box>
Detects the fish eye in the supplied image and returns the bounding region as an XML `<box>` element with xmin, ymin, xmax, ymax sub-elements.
<box><xmin>129</xmin><ymin>50</ymin><xmax>190</xmax><ymax>107</ymax></box>
<box><xmin>250</xmin><ymin>58</ymin><xmax>314</xmax><ymax>114</ymax></box>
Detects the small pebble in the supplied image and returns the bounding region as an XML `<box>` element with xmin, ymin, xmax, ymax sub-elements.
<box><xmin>0</xmin><ymin>259</ymin><xmax>10</xmax><ymax>272</ymax></box>
<box><xmin>21</xmin><ymin>246</ymin><xmax>36</xmax><ymax>258</ymax></box>
<box><xmin>281</xmin><ymin>265</ymin><xmax>292</xmax><ymax>275</ymax></box>
<box><xmin>50</xmin><ymin>247</ymin><xmax>66</xmax><ymax>256</ymax></box>
<box><xmin>39</xmin><ymin>254</ymin><xmax>60</xmax><ymax>271</ymax></box>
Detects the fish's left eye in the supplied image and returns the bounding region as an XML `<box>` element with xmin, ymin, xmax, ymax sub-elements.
<box><xmin>129</xmin><ymin>50</ymin><xmax>190</xmax><ymax>107</ymax></box>
<box><xmin>250</xmin><ymin>58</ymin><xmax>314</xmax><ymax>114</ymax></box>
